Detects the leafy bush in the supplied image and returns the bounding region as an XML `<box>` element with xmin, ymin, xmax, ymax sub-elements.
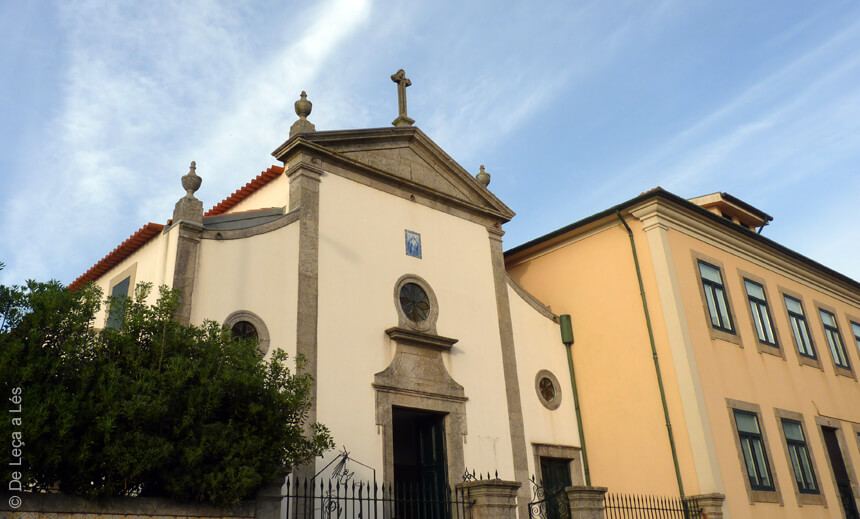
<box><xmin>0</xmin><ymin>280</ymin><xmax>333</xmax><ymax>506</ymax></box>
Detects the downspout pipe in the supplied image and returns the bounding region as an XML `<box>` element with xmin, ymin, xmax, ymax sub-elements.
<box><xmin>616</xmin><ymin>210</ymin><xmax>686</xmax><ymax>498</ymax></box>
<box><xmin>559</xmin><ymin>314</ymin><xmax>590</xmax><ymax>486</ymax></box>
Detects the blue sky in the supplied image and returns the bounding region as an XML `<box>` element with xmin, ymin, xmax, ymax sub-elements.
<box><xmin>2</xmin><ymin>1</ymin><xmax>859</xmax><ymax>286</ymax></box>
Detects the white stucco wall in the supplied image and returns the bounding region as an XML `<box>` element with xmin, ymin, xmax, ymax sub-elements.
<box><xmin>191</xmin><ymin>223</ymin><xmax>300</xmax><ymax>360</ymax></box>
<box><xmin>508</xmin><ymin>284</ymin><xmax>583</xmax><ymax>480</ymax></box>
<box><xmin>222</xmin><ymin>172</ymin><xmax>290</xmax><ymax>215</ymax></box>
<box><xmin>91</xmin><ymin>226</ymin><xmax>178</xmax><ymax>328</ymax></box>
<box><xmin>315</xmin><ymin>171</ymin><xmax>516</xmax><ymax>482</ymax></box>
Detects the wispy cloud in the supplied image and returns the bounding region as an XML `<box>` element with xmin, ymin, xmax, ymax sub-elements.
<box><xmin>0</xmin><ymin>0</ymin><xmax>372</xmax><ymax>285</ymax></box>
<box><xmin>598</xmin><ymin>16</ymin><xmax>860</xmax><ymax>198</ymax></box>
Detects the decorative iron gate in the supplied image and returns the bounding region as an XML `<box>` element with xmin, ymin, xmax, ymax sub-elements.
<box><xmin>528</xmin><ymin>476</ymin><xmax>570</xmax><ymax>519</ymax></box>
<box><xmin>603</xmin><ymin>493</ymin><xmax>701</xmax><ymax>519</ymax></box>
<box><xmin>285</xmin><ymin>477</ymin><xmax>473</xmax><ymax>519</ymax></box>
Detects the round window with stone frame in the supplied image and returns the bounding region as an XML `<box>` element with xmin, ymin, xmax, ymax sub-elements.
<box><xmin>393</xmin><ymin>274</ymin><xmax>439</xmax><ymax>334</ymax></box>
<box><xmin>224</xmin><ymin>310</ymin><xmax>271</xmax><ymax>356</ymax></box>
<box><xmin>535</xmin><ymin>369</ymin><xmax>562</xmax><ymax>410</ymax></box>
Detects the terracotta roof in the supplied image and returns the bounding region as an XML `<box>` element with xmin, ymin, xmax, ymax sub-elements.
<box><xmin>70</xmin><ymin>165</ymin><xmax>284</xmax><ymax>292</ymax></box>
<box><xmin>204</xmin><ymin>165</ymin><xmax>284</xmax><ymax>217</ymax></box>
<box><xmin>69</xmin><ymin>223</ymin><xmax>165</xmax><ymax>292</ymax></box>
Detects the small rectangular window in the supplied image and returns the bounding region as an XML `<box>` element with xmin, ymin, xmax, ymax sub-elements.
<box><xmin>781</xmin><ymin>419</ymin><xmax>819</xmax><ymax>494</ymax></box>
<box><xmin>784</xmin><ymin>296</ymin><xmax>816</xmax><ymax>359</ymax></box>
<box><xmin>698</xmin><ymin>261</ymin><xmax>734</xmax><ymax>333</ymax></box>
<box><xmin>107</xmin><ymin>276</ymin><xmax>131</xmax><ymax>329</ymax></box>
<box><xmin>734</xmin><ymin>410</ymin><xmax>775</xmax><ymax>491</ymax></box>
<box><xmin>819</xmin><ymin>309</ymin><xmax>850</xmax><ymax>369</ymax></box>
<box><xmin>744</xmin><ymin>279</ymin><xmax>777</xmax><ymax>346</ymax></box>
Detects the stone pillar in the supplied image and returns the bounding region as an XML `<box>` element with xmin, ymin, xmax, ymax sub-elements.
<box><xmin>690</xmin><ymin>493</ymin><xmax>725</xmax><ymax>519</ymax></box>
<box><xmin>254</xmin><ymin>480</ymin><xmax>284</xmax><ymax>519</ymax></box>
<box><xmin>564</xmin><ymin>486</ymin><xmax>607</xmax><ymax>519</ymax></box>
<box><xmin>171</xmin><ymin>161</ymin><xmax>204</xmax><ymax>325</ymax></box>
<box><xmin>172</xmin><ymin>222</ymin><xmax>202</xmax><ymax>325</ymax></box>
<box><xmin>285</xmin><ymin>153</ymin><xmax>323</xmax><ymax>483</ymax></box>
<box><xmin>487</xmin><ymin>227</ymin><xmax>531</xmax><ymax>519</ymax></box>
<box><xmin>458</xmin><ymin>480</ymin><xmax>520</xmax><ymax>519</ymax></box>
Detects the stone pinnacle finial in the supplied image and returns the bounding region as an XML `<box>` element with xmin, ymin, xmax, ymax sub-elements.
<box><xmin>174</xmin><ymin>160</ymin><xmax>203</xmax><ymax>224</ymax></box>
<box><xmin>476</xmin><ymin>165</ymin><xmax>490</xmax><ymax>187</ymax></box>
<box><xmin>290</xmin><ymin>91</ymin><xmax>316</xmax><ymax>137</ymax></box>
<box><xmin>391</xmin><ymin>69</ymin><xmax>415</xmax><ymax>127</ymax></box>
<box><xmin>182</xmin><ymin>161</ymin><xmax>201</xmax><ymax>198</ymax></box>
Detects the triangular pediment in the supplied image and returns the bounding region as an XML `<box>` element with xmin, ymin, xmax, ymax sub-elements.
<box><xmin>273</xmin><ymin>127</ymin><xmax>515</xmax><ymax>223</ymax></box>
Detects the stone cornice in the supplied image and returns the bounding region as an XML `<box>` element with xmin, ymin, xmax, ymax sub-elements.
<box><xmin>629</xmin><ymin>197</ymin><xmax>860</xmax><ymax>307</ymax></box>
<box><xmin>506</xmin><ymin>275</ymin><xmax>558</xmax><ymax>322</ymax></box>
<box><xmin>200</xmin><ymin>210</ymin><xmax>300</xmax><ymax>241</ymax></box>
<box><xmin>384</xmin><ymin>327</ymin><xmax>458</xmax><ymax>351</ymax></box>
<box><xmin>370</xmin><ymin>383</ymin><xmax>469</xmax><ymax>403</ymax></box>
<box><xmin>273</xmin><ymin>133</ymin><xmax>514</xmax><ymax>225</ymax></box>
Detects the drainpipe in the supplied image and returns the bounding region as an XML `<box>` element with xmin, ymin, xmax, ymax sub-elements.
<box><xmin>615</xmin><ymin>210</ymin><xmax>686</xmax><ymax>498</ymax></box>
<box><xmin>559</xmin><ymin>314</ymin><xmax>590</xmax><ymax>486</ymax></box>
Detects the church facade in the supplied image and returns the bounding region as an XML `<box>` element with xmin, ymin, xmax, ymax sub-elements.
<box><xmin>70</xmin><ymin>75</ymin><xmax>584</xmax><ymax>518</ymax></box>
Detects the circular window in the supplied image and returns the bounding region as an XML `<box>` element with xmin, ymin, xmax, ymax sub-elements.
<box><xmin>393</xmin><ymin>274</ymin><xmax>439</xmax><ymax>333</ymax></box>
<box><xmin>535</xmin><ymin>370</ymin><xmax>562</xmax><ymax>410</ymax></box>
<box><xmin>231</xmin><ymin>321</ymin><xmax>258</xmax><ymax>342</ymax></box>
<box><xmin>224</xmin><ymin>310</ymin><xmax>270</xmax><ymax>356</ymax></box>
<box><xmin>399</xmin><ymin>283</ymin><xmax>430</xmax><ymax>322</ymax></box>
<box><xmin>539</xmin><ymin>377</ymin><xmax>556</xmax><ymax>402</ymax></box>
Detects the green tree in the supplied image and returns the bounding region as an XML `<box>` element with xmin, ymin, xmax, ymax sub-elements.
<box><xmin>0</xmin><ymin>279</ymin><xmax>333</xmax><ymax>506</ymax></box>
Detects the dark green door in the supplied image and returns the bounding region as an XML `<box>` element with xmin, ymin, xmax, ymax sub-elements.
<box><xmin>540</xmin><ymin>458</ymin><xmax>571</xmax><ymax>519</ymax></box>
<box><xmin>822</xmin><ymin>427</ymin><xmax>860</xmax><ymax>519</ymax></box>
<box><xmin>393</xmin><ymin>407</ymin><xmax>448</xmax><ymax>519</ymax></box>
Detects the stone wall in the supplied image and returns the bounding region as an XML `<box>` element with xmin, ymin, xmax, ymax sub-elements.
<box><xmin>0</xmin><ymin>492</ymin><xmax>257</xmax><ymax>519</ymax></box>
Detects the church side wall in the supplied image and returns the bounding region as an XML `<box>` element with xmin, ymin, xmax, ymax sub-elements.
<box><xmin>506</xmin><ymin>221</ymin><xmax>693</xmax><ymax>496</ymax></box>
<box><xmin>91</xmin><ymin>227</ymin><xmax>179</xmax><ymax>329</ymax></box>
<box><xmin>191</xmin><ymin>223</ymin><xmax>300</xmax><ymax>360</ymax></box>
<box><xmin>507</xmin><ymin>283</ymin><xmax>583</xmax><ymax>483</ymax></box>
<box><xmin>314</xmin><ymin>171</ymin><xmax>516</xmax><ymax>483</ymax></box>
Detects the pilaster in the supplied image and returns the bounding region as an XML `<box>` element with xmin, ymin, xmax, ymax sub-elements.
<box><xmin>487</xmin><ymin>226</ymin><xmax>530</xmax><ymax>519</ymax></box>
<box><xmin>285</xmin><ymin>154</ymin><xmax>323</xmax><ymax>479</ymax></box>
<box><xmin>172</xmin><ymin>222</ymin><xmax>203</xmax><ymax>325</ymax></box>
<box><xmin>627</xmin><ymin>202</ymin><xmax>725</xmax><ymax>494</ymax></box>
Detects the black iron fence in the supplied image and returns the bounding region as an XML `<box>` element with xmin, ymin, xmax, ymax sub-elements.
<box><xmin>284</xmin><ymin>477</ymin><xmax>473</xmax><ymax>519</ymax></box>
<box><xmin>603</xmin><ymin>493</ymin><xmax>701</xmax><ymax>519</ymax></box>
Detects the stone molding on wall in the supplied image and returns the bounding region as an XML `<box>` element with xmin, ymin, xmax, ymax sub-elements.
<box><xmin>506</xmin><ymin>275</ymin><xmax>558</xmax><ymax>322</ymax></box>
<box><xmin>200</xmin><ymin>210</ymin><xmax>299</xmax><ymax>241</ymax></box>
<box><xmin>272</xmin><ymin>132</ymin><xmax>513</xmax><ymax>229</ymax></box>
<box><xmin>373</xmin><ymin>322</ymin><xmax>467</xmax><ymax>490</ymax></box>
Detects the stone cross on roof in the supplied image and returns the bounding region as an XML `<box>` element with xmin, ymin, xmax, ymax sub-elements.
<box><xmin>391</xmin><ymin>69</ymin><xmax>415</xmax><ymax>127</ymax></box>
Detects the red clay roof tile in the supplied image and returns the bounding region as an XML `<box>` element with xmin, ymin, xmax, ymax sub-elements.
<box><xmin>204</xmin><ymin>165</ymin><xmax>284</xmax><ymax>217</ymax></box>
<box><xmin>70</xmin><ymin>165</ymin><xmax>285</xmax><ymax>291</ymax></box>
<box><xmin>68</xmin><ymin>222</ymin><xmax>165</xmax><ymax>292</ymax></box>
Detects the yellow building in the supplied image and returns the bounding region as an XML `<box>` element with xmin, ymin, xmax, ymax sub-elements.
<box><xmin>506</xmin><ymin>189</ymin><xmax>860</xmax><ymax>518</ymax></box>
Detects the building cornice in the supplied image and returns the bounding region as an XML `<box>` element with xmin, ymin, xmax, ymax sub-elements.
<box><xmin>506</xmin><ymin>189</ymin><xmax>860</xmax><ymax>308</ymax></box>
<box><xmin>628</xmin><ymin>197</ymin><xmax>860</xmax><ymax>307</ymax></box>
